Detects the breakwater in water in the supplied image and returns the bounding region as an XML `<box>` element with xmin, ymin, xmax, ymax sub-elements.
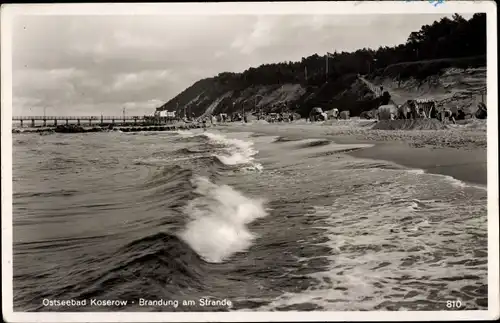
<box><xmin>12</xmin><ymin>123</ymin><xmax>213</xmax><ymax>134</ymax></box>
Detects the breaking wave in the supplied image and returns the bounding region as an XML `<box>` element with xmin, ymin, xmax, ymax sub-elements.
<box><xmin>172</xmin><ymin>131</ymin><xmax>263</xmax><ymax>171</ymax></box>
<box><xmin>179</xmin><ymin>176</ymin><xmax>268</xmax><ymax>263</ymax></box>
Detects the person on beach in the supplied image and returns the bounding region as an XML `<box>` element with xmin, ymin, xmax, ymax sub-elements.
<box><xmin>440</xmin><ymin>108</ymin><xmax>456</xmax><ymax>124</ymax></box>
<box><xmin>475</xmin><ymin>102</ymin><xmax>487</xmax><ymax>119</ymax></box>
<box><xmin>456</xmin><ymin>108</ymin><xmax>466</xmax><ymax>120</ymax></box>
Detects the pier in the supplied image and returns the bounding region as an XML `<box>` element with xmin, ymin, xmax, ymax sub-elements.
<box><xmin>12</xmin><ymin>116</ymin><xmax>177</xmax><ymax>128</ymax></box>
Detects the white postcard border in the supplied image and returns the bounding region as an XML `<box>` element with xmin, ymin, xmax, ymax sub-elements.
<box><xmin>1</xmin><ymin>1</ymin><xmax>498</xmax><ymax>322</ymax></box>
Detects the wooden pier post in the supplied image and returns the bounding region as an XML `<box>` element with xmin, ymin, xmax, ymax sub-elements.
<box><xmin>101</xmin><ymin>115</ymin><xmax>103</xmax><ymax>125</ymax></box>
<box><xmin>66</xmin><ymin>119</ymin><xmax>69</xmax><ymax>125</ymax></box>
<box><xmin>20</xmin><ymin>120</ymin><xmax>23</xmax><ymax>127</ymax></box>
<box><xmin>54</xmin><ymin>119</ymin><xmax>57</xmax><ymax>126</ymax></box>
<box><xmin>31</xmin><ymin>119</ymin><xmax>35</xmax><ymax>127</ymax></box>
<box><xmin>89</xmin><ymin>118</ymin><xmax>92</xmax><ymax>126</ymax></box>
<box><xmin>43</xmin><ymin>119</ymin><xmax>47</xmax><ymax>127</ymax></box>
<box><xmin>112</xmin><ymin>119</ymin><xmax>115</xmax><ymax>125</ymax></box>
<box><xmin>77</xmin><ymin>119</ymin><xmax>80</xmax><ymax>125</ymax></box>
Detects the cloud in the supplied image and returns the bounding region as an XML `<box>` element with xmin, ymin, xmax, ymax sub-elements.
<box><xmin>10</xmin><ymin>13</ymin><xmax>461</xmax><ymax>116</ymax></box>
<box><xmin>111</xmin><ymin>70</ymin><xmax>173</xmax><ymax>92</ymax></box>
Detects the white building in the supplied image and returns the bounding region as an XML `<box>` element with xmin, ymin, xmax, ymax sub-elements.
<box><xmin>159</xmin><ymin>111</ymin><xmax>176</xmax><ymax>118</ymax></box>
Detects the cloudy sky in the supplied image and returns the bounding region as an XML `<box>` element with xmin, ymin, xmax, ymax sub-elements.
<box><xmin>12</xmin><ymin>13</ymin><xmax>467</xmax><ymax>116</ymax></box>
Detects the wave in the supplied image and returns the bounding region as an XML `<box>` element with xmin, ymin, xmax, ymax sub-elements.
<box><xmin>174</xmin><ymin>135</ymin><xmax>208</xmax><ymax>144</ymax></box>
<box><xmin>142</xmin><ymin>165</ymin><xmax>194</xmax><ymax>190</ymax></box>
<box><xmin>406</xmin><ymin>168</ymin><xmax>487</xmax><ymax>191</ymax></box>
<box><xmin>439</xmin><ymin>175</ymin><xmax>487</xmax><ymax>191</ymax></box>
<box><xmin>14</xmin><ymin>189</ymin><xmax>79</xmax><ymax>199</ymax></box>
<box><xmin>298</xmin><ymin>139</ymin><xmax>331</xmax><ymax>148</ymax></box>
<box><xmin>406</xmin><ymin>169</ymin><xmax>426</xmax><ymax>175</ymax></box>
<box><xmin>273</xmin><ymin>136</ymin><xmax>299</xmax><ymax>143</ymax></box>
<box><xmin>202</xmin><ymin>132</ymin><xmax>261</xmax><ymax>169</ymax></box>
<box><xmin>113</xmin><ymin>232</ymin><xmax>207</xmax><ymax>285</ymax></box>
<box><xmin>179</xmin><ymin>176</ymin><xmax>268</xmax><ymax>263</ymax></box>
<box><xmin>136</xmin><ymin>130</ymin><xmax>263</xmax><ymax>171</ymax></box>
<box><xmin>132</xmin><ymin>157</ymin><xmax>174</xmax><ymax>167</ymax></box>
<box><xmin>175</xmin><ymin>130</ymin><xmax>195</xmax><ymax>136</ymax></box>
<box><xmin>141</xmin><ymin>166</ymin><xmax>268</xmax><ymax>264</ymax></box>
<box><xmin>13</xmin><ymin>138</ymin><xmax>38</xmax><ymax>145</ymax></box>
<box><xmin>36</xmin><ymin>232</ymin><xmax>209</xmax><ymax>307</ymax></box>
<box><xmin>172</xmin><ymin>131</ymin><xmax>262</xmax><ymax>170</ymax></box>
<box><xmin>175</xmin><ymin>147</ymin><xmax>212</xmax><ymax>155</ymax></box>
<box><xmin>37</xmin><ymin>156</ymin><xmax>87</xmax><ymax>171</ymax></box>
<box><xmin>310</xmin><ymin>148</ymin><xmax>366</xmax><ymax>158</ymax></box>
<box><xmin>406</xmin><ymin>198</ymin><xmax>435</xmax><ymax>211</ymax></box>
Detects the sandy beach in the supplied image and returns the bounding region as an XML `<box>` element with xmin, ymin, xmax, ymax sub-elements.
<box><xmin>221</xmin><ymin>120</ymin><xmax>487</xmax><ymax>186</ymax></box>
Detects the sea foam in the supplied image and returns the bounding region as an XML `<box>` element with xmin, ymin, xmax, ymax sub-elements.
<box><xmin>202</xmin><ymin>132</ymin><xmax>262</xmax><ymax>170</ymax></box>
<box><xmin>179</xmin><ymin>176</ymin><xmax>268</xmax><ymax>263</ymax></box>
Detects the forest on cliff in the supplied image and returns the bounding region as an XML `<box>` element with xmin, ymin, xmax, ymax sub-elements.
<box><xmin>160</xmin><ymin>13</ymin><xmax>486</xmax><ymax>118</ymax></box>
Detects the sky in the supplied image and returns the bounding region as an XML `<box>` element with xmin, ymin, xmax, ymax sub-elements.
<box><xmin>11</xmin><ymin>13</ymin><xmax>468</xmax><ymax>116</ymax></box>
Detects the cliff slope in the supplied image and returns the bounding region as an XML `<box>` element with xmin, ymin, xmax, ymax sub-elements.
<box><xmin>156</xmin><ymin>14</ymin><xmax>486</xmax><ymax>118</ymax></box>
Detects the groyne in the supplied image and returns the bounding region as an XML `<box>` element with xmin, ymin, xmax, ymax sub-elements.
<box><xmin>12</xmin><ymin>123</ymin><xmax>212</xmax><ymax>134</ymax></box>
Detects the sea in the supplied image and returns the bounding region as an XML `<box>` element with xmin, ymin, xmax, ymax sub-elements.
<box><xmin>12</xmin><ymin>126</ymin><xmax>488</xmax><ymax>312</ymax></box>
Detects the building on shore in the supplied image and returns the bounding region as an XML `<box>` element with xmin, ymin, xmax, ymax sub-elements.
<box><xmin>150</xmin><ymin>105</ymin><xmax>178</xmax><ymax>123</ymax></box>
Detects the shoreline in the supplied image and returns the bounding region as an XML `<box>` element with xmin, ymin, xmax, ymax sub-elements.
<box><xmin>347</xmin><ymin>141</ymin><xmax>487</xmax><ymax>186</ymax></box>
<box><xmin>219</xmin><ymin>123</ymin><xmax>487</xmax><ymax>186</ymax></box>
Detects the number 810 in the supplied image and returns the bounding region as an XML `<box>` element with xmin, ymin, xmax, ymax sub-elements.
<box><xmin>446</xmin><ymin>300</ymin><xmax>462</xmax><ymax>309</ymax></box>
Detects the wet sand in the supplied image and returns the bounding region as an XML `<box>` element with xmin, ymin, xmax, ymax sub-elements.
<box><xmin>348</xmin><ymin>142</ymin><xmax>487</xmax><ymax>186</ymax></box>
<box><xmin>221</xmin><ymin>122</ymin><xmax>488</xmax><ymax>186</ymax></box>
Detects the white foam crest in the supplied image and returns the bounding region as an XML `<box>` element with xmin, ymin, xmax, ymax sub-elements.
<box><xmin>406</xmin><ymin>168</ymin><xmax>487</xmax><ymax>191</ymax></box>
<box><xmin>406</xmin><ymin>169</ymin><xmax>425</xmax><ymax>175</ymax></box>
<box><xmin>12</xmin><ymin>129</ymin><xmax>27</xmax><ymax>133</ymax></box>
<box><xmin>179</xmin><ymin>176</ymin><xmax>268</xmax><ymax>263</ymax></box>
<box><xmin>202</xmin><ymin>132</ymin><xmax>262</xmax><ymax>169</ymax></box>
<box><xmin>440</xmin><ymin>174</ymin><xmax>487</xmax><ymax>191</ymax></box>
<box><xmin>175</xmin><ymin>130</ymin><xmax>195</xmax><ymax>136</ymax></box>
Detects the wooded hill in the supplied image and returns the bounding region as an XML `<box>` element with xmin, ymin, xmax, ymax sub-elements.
<box><xmin>159</xmin><ymin>13</ymin><xmax>486</xmax><ymax>118</ymax></box>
